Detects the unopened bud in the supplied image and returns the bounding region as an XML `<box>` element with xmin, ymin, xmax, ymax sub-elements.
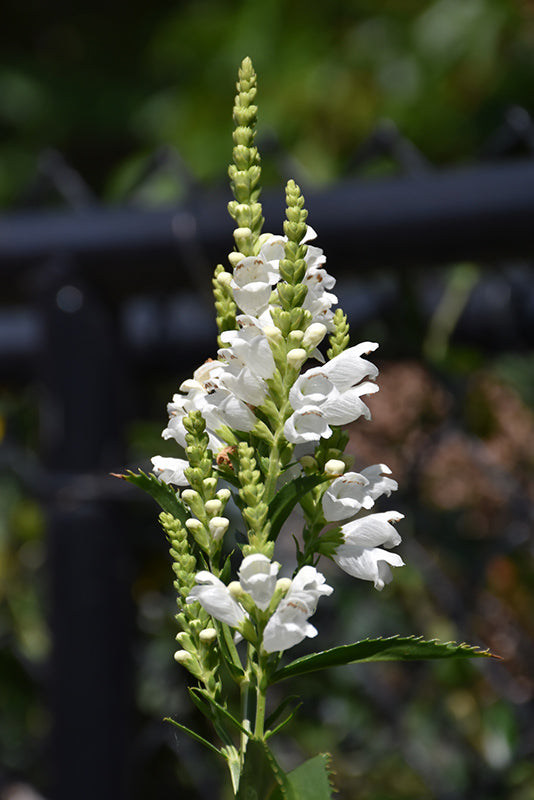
<box><xmin>287</xmin><ymin>348</ymin><xmax>307</xmax><ymax>369</ymax></box>
<box><xmin>302</xmin><ymin>323</ymin><xmax>327</xmax><ymax>349</ymax></box>
<box><xmin>288</xmin><ymin>329</ymin><xmax>304</xmax><ymax>346</ymax></box>
<box><xmin>299</xmin><ymin>455</ymin><xmax>316</xmax><ymax>470</ymax></box>
<box><xmin>263</xmin><ymin>325</ymin><xmax>283</xmax><ymax>343</ymax></box>
<box><xmin>324</xmin><ymin>459</ymin><xmax>346</xmax><ymax>477</ymax></box>
<box><xmin>185</xmin><ymin>518</ymin><xmax>203</xmax><ymax>533</ymax></box>
<box><xmin>175</xmin><ymin>631</ymin><xmax>189</xmax><ymax>643</ymax></box>
<box><xmin>228</xmin><ymin>251</ymin><xmax>243</xmax><ymax>267</ymax></box>
<box><xmin>276</xmin><ymin>578</ymin><xmax>292</xmax><ymax>593</ymax></box>
<box><xmin>181</xmin><ymin>489</ymin><xmax>199</xmax><ymax>505</ymax></box>
<box><xmin>228</xmin><ymin>581</ymin><xmax>244</xmax><ymax>599</ymax></box>
<box><xmin>205</xmin><ymin>499</ymin><xmax>223</xmax><ymax>516</ymax></box>
<box><xmin>234</xmin><ymin>227</ymin><xmax>252</xmax><ymax>245</ymax></box>
<box><xmin>216</xmin><ymin>270</ymin><xmax>232</xmax><ymax>287</ymax></box>
<box><xmin>174</xmin><ymin>650</ymin><xmax>193</xmax><ymax>665</ymax></box>
<box><xmin>199</xmin><ymin>627</ymin><xmax>218</xmax><ymax>644</ymax></box>
<box><xmin>208</xmin><ymin>516</ymin><xmax>229</xmax><ymax>541</ymax></box>
<box><xmin>203</xmin><ymin>477</ymin><xmax>218</xmax><ymax>492</ymax></box>
<box><xmin>216</xmin><ymin>488</ymin><xmax>231</xmax><ymax>503</ymax></box>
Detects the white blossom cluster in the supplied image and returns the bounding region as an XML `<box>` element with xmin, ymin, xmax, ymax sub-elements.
<box><xmin>152</xmin><ymin>227</ymin><xmax>404</xmax><ymax>654</ymax></box>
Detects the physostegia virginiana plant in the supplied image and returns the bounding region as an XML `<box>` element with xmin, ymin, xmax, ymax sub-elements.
<box><xmin>124</xmin><ymin>57</ymin><xmax>493</xmax><ymax>799</ymax></box>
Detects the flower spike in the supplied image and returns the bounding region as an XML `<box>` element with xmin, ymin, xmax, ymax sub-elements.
<box><xmin>228</xmin><ymin>56</ymin><xmax>264</xmax><ymax>257</ymax></box>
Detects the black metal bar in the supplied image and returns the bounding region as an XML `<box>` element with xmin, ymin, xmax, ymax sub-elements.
<box><xmin>36</xmin><ymin>257</ymin><xmax>131</xmax><ymax>800</ymax></box>
<box><xmin>2</xmin><ymin>159</ymin><xmax>534</xmax><ymax>299</ymax></box>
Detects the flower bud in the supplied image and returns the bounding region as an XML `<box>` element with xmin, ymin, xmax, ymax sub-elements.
<box><xmin>175</xmin><ymin>631</ymin><xmax>189</xmax><ymax>643</ymax></box>
<box><xmin>325</xmin><ymin>459</ymin><xmax>346</xmax><ymax>477</ymax></box>
<box><xmin>263</xmin><ymin>325</ymin><xmax>283</xmax><ymax>343</ymax></box>
<box><xmin>302</xmin><ymin>323</ymin><xmax>327</xmax><ymax>349</ymax></box>
<box><xmin>288</xmin><ymin>329</ymin><xmax>304</xmax><ymax>346</ymax></box>
<box><xmin>208</xmin><ymin>516</ymin><xmax>230</xmax><ymax>541</ymax></box>
<box><xmin>216</xmin><ymin>488</ymin><xmax>232</xmax><ymax>503</ymax></box>
<box><xmin>287</xmin><ymin>348</ymin><xmax>307</xmax><ymax>369</ymax></box>
<box><xmin>228</xmin><ymin>581</ymin><xmax>244</xmax><ymax>599</ymax></box>
<box><xmin>216</xmin><ymin>270</ymin><xmax>232</xmax><ymax>287</ymax></box>
<box><xmin>203</xmin><ymin>477</ymin><xmax>218</xmax><ymax>492</ymax></box>
<box><xmin>199</xmin><ymin>627</ymin><xmax>218</xmax><ymax>644</ymax></box>
<box><xmin>275</xmin><ymin>578</ymin><xmax>292</xmax><ymax>593</ymax></box>
<box><xmin>299</xmin><ymin>455</ymin><xmax>317</xmax><ymax>471</ymax></box>
<box><xmin>228</xmin><ymin>251</ymin><xmax>243</xmax><ymax>267</ymax></box>
<box><xmin>185</xmin><ymin>518</ymin><xmax>203</xmax><ymax>533</ymax></box>
<box><xmin>174</xmin><ymin>650</ymin><xmax>193</xmax><ymax>665</ymax></box>
<box><xmin>181</xmin><ymin>489</ymin><xmax>199</xmax><ymax>505</ymax></box>
<box><xmin>234</xmin><ymin>227</ymin><xmax>252</xmax><ymax>247</ymax></box>
<box><xmin>205</xmin><ymin>499</ymin><xmax>223</xmax><ymax>516</ymax></box>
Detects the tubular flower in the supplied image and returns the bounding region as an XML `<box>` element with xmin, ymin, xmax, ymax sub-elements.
<box><xmin>283</xmin><ymin>342</ymin><xmax>380</xmax><ymax>444</ymax></box>
<box><xmin>187</xmin><ymin>555</ymin><xmax>280</xmax><ymax>627</ymax></box>
<box><xmin>333</xmin><ymin>511</ymin><xmax>405</xmax><ymax>590</ymax></box>
<box><xmin>217</xmin><ymin>315</ymin><xmax>275</xmax><ymax>405</ymax></box>
<box><xmin>322</xmin><ymin>465</ymin><xmax>398</xmax><ymax>521</ymax></box>
<box><xmin>262</xmin><ymin>566</ymin><xmax>333</xmax><ymax>653</ymax></box>
<box><xmin>238</xmin><ymin>554</ymin><xmax>280</xmax><ymax>611</ymax></box>
<box><xmin>151</xmin><ymin>455</ymin><xmax>190</xmax><ymax>486</ymax></box>
<box><xmin>186</xmin><ymin>573</ymin><xmax>246</xmax><ymax>627</ymax></box>
<box><xmin>161</xmin><ymin>359</ymin><xmax>256</xmax><ymax>455</ymax></box>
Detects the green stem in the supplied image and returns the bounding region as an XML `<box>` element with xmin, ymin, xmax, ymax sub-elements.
<box><xmin>254</xmin><ymin>654</ymin><xmax>268</xmax><ymax>740</ymax></box>
<box><xmin>240</xmin><ymin>646</ymin><xmax>254</xmax><ymax>769</ymax></box>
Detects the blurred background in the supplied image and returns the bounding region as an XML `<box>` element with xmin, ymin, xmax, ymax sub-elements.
<box><xmin>1</xmin><ymin>1</ymin><xmax>534</xmax><ymax>798</ymax></box>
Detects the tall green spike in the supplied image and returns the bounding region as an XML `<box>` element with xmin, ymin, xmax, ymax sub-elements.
<box><xmin>228</xmin><ymin>57</ymin><xmax>264</xmax><ymax>256</ymax></box>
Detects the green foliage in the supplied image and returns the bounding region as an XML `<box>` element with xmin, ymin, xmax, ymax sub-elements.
<box><xmin>272</xmin><ymin>636</ymin><xmax>494</xmax><ymax>684</ymax></box>
<box><xmin>267</xmin><ymin>474</ymin><xmax>330</xmax><ymax>541</ymax></box>
<box><xmin>119</xmin><ymin>469</ymin><xmax>189</xmax><ymax>523</ymax></box>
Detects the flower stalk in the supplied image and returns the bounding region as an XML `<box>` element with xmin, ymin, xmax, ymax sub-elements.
<box><xmin>127</xmin><ymin>56</ymin><xmax>492</xmax><ymax>799</ymax></box>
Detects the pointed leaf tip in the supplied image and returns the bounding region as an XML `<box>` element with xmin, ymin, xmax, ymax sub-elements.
<box><xmin>272</xmin><ymin>635</ymin><xmax>495</xmax><ymax>684</ymax></box>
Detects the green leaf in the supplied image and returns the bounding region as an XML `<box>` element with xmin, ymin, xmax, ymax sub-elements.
<box><xmin>164</xmin><ymin>717</ymin><xmax>221</xmax><ymax>757</ymax></box>
<box><xmin>193</xmin><ymin>687</ymin><xmax>250</xmax><ymax>738</ymax></box>
<box><xmin>237</xmin><ymin>739</ymin><xmax>296</xmax><ymax>800</ymax></box>
<box><xmin>272</xmin><ymin>636</ymin><xmax>495</xmax><ymax>684</ymax></box>
<box><xmin>119</xmin><ymin>470</ymin><xmax>189</xmax><ymax>524</ymax></box>
<box><xmin>285</xmin><ymin>754</ymin><xmax>334</xmax><ymax>800</ymax></box>
<box><xmin>265</xmin><ymin>700</ymin><xmax>303</xmax><ymax>739</ymax></box>
<box><xmin>268</xmin><ymin>474</ymin><xmax>330</xmax><ymax>541</ymax></box>
<box><xmin>188</xmin><ymin>688</ymin><xmax>233</xmax><ymax>748</ymax></box>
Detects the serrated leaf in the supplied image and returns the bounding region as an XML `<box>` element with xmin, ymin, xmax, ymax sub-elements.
<box><xmin>272</xmin><ymin>636</ymin><xmax>494</xmax><ymax>684</ymax></box>
<box><xmin>237</xmin><ymin>739</ymin><xmax>296</xmax><ymax>800</ymax></box>
<box><xmin>268</xmin><ymin>474</ymin><xmax>330</xmax><ymax>541</ymax></box>
<box><xmin>164</xmin><ymin>716</ymin><xmax>221</xmax><ymax>756</ymax></box>
<box><xmin>120</xmin><ymin>470</ymin><xmax>189</xmax><ymax>524</ymax></box>
<box><xmin>285</xmin><ymin>754</ymin><xmax>334</xmax><ymax>800</ymax></box>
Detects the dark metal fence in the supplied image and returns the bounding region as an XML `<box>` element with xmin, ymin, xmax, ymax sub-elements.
<box><xmin>1</xmin><ymin>115</ymin><xmax>534</xmax><ymax>800</ymax></box>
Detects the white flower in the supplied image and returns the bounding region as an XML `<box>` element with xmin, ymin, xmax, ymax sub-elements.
<box><xmin>162</xmin><ymin>357</ymin><xmax>257</xmax><ymax>455</ymax></box>
<box><xmin>218</xmin><ymin>315</ymin><xmax>275</xmax><ymax>405</ymax></box>
<box><xmin>262</xmin><ymin>566</ymin><xmax>333</xmax><ymax>653</ymax></box>
<box><xmin>186</xmin><ymin>573</ymin><xmax>246</xmax><ymax>627</ymax></box>
<box><xmin>284</xmin><ymin>405</ymin><xmax>332</xmax><ymax>444</ymax></box>
<box><xmin>238</xmin><ymin>554</ymin><xmax>280</xmax><ymax>611</ymax></box>
<box><xmin>262</xmin><ymin>597</ymin><xmax>319</xmax><ymax>653</ymax></box>
<box><xmin>230</xmin><ymin>253</ymin><xmax>280</xmax><ymax>316</ymax></box>
<box><xmin>289</xmin><ymin>565</ymin><xmax>334</xmax><ymax>613</ymax></box>
<box><xmin>283</xmin><ymin>342</ymin><xmax>380</xmax><ymax>443</ymax></box>
<box><xmin>322</xmin><ymin>465</ymin><xmax>398</xmax><ymax>521</ymax></box>
<box><xmin>333</xmin><ymin>511</ymin><xmax>405</xmax><ymax>590</ymax></box>
<box><xmin>151</xmin><ymin>455</ymin><xmax>190</xmax><ymax>486</ymax></box>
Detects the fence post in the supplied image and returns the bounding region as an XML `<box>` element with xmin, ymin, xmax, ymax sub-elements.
<box><xmin>36</xmin><ymin>256</ymin><xmax>131</xmax><ymax>800</ymax></box>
